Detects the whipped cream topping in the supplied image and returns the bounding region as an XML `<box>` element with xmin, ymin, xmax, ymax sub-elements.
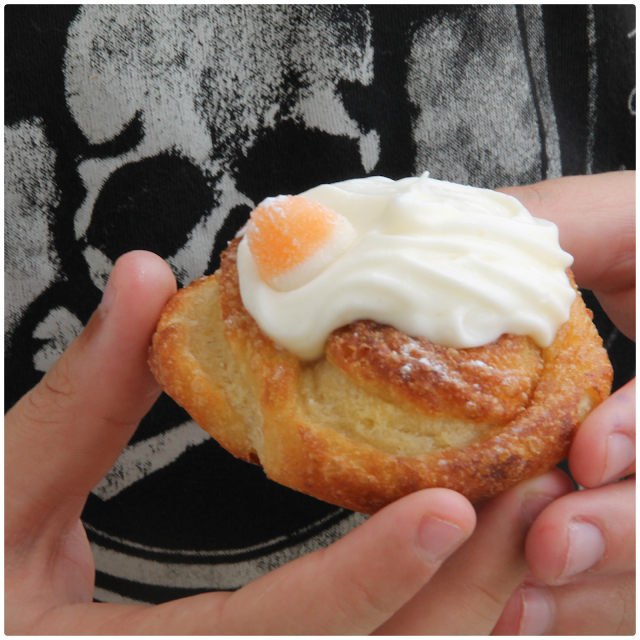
<box><xmin>236</xmin><ymin>173</ymin><xmax>576</xmax><ymax>360</ymax></box>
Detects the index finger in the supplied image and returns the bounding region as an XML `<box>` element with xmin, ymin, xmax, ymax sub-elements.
<box><xmin>498</xmin><ymin>171</ymin><xmax>635</xmax><ymax>293</ymax></box>
<box><xmin>569</xmin><ymin>378</ymin><xmax>635</xmax><ymax>488</ymax></box>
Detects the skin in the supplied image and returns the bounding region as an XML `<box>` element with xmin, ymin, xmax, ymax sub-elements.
<box><xmin>491</xmin><ymin>170</ymin><xmax>636</xmax><ymax>635</ymax></box>
<box><xmin>5</xmin><ymin>171</ymin><xmax>634</xmax><ymax>634</ymax></box>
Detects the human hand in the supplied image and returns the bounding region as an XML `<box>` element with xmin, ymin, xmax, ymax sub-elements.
<box><xmin>7</xmin><ymin>173</ymin><xmax>631</xmax><ymax>635</ymax></box>
<box><xmin>1</xmin><ymin>250</ymin><xmax>581</xmax><ymax>635</ymax></box>
<box><xmin>492</xmin><ymin>171</ymin><xmax>635</xmax><ymax>635</ymax></box>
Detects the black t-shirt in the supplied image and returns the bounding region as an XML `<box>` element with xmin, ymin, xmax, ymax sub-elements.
<box><xmin>5</xmin><ymin>5</ymin><xmax>635</xmax><ymax>604</ymax></box>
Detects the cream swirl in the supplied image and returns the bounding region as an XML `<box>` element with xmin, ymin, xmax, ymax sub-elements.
<box><xmin>236</xmin><ymin>173</ymin><xmax>576</xmax><ymax>360</ymax></box>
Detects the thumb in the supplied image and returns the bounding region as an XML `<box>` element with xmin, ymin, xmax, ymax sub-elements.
<box><xmin>222</xmin><ymin>489</ymin><xmax>476</xmax><ymax>635</ymax></box>
<box><xmin>5</xmin><ymin>251</ymin><xmax>176</xmax><ymax>546</ymax></box>
<box><xmin>497</xmin><ymin>171</ymin><xmax>635</xmax><ymax>293</ymax></box>
<box><xmin>215</xmin><ymin>488</ymin><xmax>476</xmax><ymax>635</ymax></box>
<box><xmin>35</xmin><ymin>489</ymin><xmax>476</xmax><ymax>634</ymax></box>
<box><xmin>498</xmin><ymin>172</ymin><xmax>636</xmax><ymax>341</ymax></box>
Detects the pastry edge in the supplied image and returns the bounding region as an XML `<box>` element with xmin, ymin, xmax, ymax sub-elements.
<box><xmin>149</xmin><ymin>272</ymin><xmax>613</xmax><ymax>514</ymax></box>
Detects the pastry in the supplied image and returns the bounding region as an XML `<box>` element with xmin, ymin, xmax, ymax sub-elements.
<box><xmin>149</xmin><ymin>174</ymin><xmax>612</xmax><ymax>513</ymax></box>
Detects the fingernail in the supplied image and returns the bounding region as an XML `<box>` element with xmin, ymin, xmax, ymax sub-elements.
<box><xmin>99</xmin><ymin>270</ymin><xmax>117</xmax><ymax>317</ymax></box>
<box><xmin>601</xmin><ymin>432</ymin><xmax>635</xmax><ymax>485</ymax></box>
<box><xmin>519</xmin><ymin>585</ymin><xmax>554</xmax><ymax>635</ymax></box>
<box><xmin>416</xmin><ymin>515</ymin><xmax>467</xmax><ymax>563</ymax></box>
<box><xmin>561</xmin><ymin>520</ymin><xmax>605</xmax><ymax>579</ymax></box>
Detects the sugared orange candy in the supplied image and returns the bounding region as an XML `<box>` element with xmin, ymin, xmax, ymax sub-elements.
<box><xmin>246</xmin><ymin>195</ymin><xmax>356</xmax><ymax>292</ymax></box>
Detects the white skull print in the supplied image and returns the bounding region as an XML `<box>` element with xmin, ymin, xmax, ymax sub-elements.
<box><xmin>64</xmin><ymin>5</ymin><xmax>379</xmax><ymax>289</ymax></box>
<box><xmin>5</xmin><ymin>5</ymin><xmax>379</xmax><ymax>601</ymax></box>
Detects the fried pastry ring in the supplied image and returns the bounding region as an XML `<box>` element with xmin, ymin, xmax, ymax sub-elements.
<box><xmin>149</xmin><ymin>238</ymin><xmax>612</xmax><ymax>513</ymax></box>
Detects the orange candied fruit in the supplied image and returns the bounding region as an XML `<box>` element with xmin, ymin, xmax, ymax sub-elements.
<box><xmin>246</xmin><ymin>195</ymin><xmax>345</xmax><ymax>284</ymax></box>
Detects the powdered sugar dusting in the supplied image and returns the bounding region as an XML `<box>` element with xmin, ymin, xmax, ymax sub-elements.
<box><xmin>468</xmin><ymin>359</ymin><xmax>492</xmax><ymax>369</ymax></box>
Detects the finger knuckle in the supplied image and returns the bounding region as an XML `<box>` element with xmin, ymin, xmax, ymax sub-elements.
<box><xmin>29</xmin><ymin>359</ymin><xmax>78</xmax><ymax>419</ymax></box>
<box><xmin>314</xmin><ymin>548</ymin><xmax>394</xmax><ymax>634</ymax></box>
<box><xmin>343</xmin><ymin>573</ymin><xmax>395</xmax><ymax>623</ymax></box>
<box><xmin>456</xmin><ymin>580</ymin><xmax>510</xmax><ymax>625</ymax></box>
<box><xmin>617</xmin><ymin>577</ymin><xmax>636</xmax><ymax>634</ymax></box>
<box><xmin>522</xmin><ymin>183</ymin><xmax>547</xmax><ymax>207</ymax></box>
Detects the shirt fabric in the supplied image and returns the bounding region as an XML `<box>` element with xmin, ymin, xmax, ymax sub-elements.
<box><xmin>5</xmin><ymin>4</ymin><xmax>636</xmax><ymax>605</ymax></box>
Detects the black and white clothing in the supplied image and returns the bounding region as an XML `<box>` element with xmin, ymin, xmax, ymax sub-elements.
<box><xmin>5</xmin><ymin>5</ymin><xmax>635</xmax><ymax>604</ymax></box>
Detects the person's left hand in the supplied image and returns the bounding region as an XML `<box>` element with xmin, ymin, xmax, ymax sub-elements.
<box><xmin>4</xmin><ymin>250</ymin><xmax>571</xmax><ymax>635</ymax></box>
<box><xmin>492</xmin><ymin>172</ymin><xmax>635</xmax><ymax>635</ymax></box>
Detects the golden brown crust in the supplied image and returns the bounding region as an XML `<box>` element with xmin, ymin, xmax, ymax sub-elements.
<box><xmin>326</xmin><ymin>322</ymin><xmax>543</xmax><ymax>424</ymax></box>
<box><xmin>149</xmin><ymin>238</ymin><xmax>613</xmax><ymax>513</ymax></box>
<box><xmin>149</xmin><ymin>274</ymin><xmax>258</xmax><ymax>464</ymax></box>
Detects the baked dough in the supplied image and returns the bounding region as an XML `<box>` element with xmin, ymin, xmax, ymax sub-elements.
<box><xmin>149</xmin><ymin>238</ymin><xmax>612</xmax><ymax>513</ymax></box>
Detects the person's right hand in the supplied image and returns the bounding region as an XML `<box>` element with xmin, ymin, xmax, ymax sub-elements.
<box><xmin>7</xmin><ymin>249</ymin><xmax>568</xmax><ymax>635</ymax></box>
<box><xmin>492</xmin><ymin>171</ymin><xmax>635</xmax><ymax>635</ymax></box>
